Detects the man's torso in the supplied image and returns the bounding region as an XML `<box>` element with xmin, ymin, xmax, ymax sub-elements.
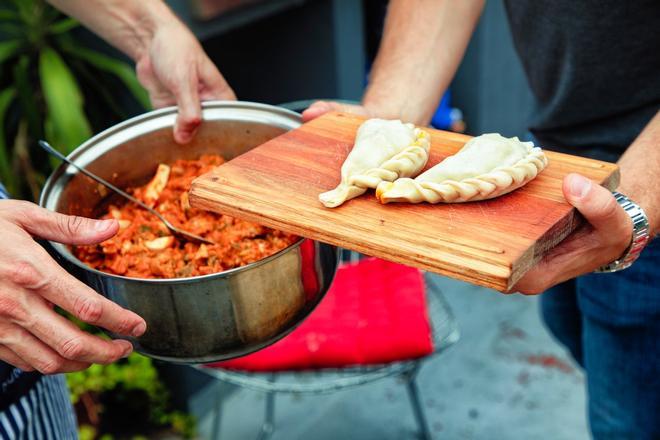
<box><xmin>504</xmin><ymin>0</ymin><xmax>660</xmax><ymax>159</ymax></box>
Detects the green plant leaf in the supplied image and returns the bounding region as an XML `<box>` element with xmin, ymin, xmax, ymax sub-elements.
<box><xmin>0</xmin><ymin>87</ymin><xmax>17</xmax><ymax>195</ymax></box>
<box><xmin>71</xmin><ymin>59</ymin><xmax>126</xmax><ymax>118</ymax></box>
<box><xmin>41</xmin><ymin>1</ymin><xmax>61</xmax><ymax>25</ymax></box>
<box><xmin>0</xmin><ymin>9</ymin><xmax>20</xmax><ymax>21</ymax></box>
<box><xmin>9</xmin><ymin>0</ymin><xmax>37</xmax><ymax>24</ymax></box>
<box><xmin>66</xmin><ymin>351</ymin><xmax>196</xmax><ymax>438</ymax></box>
<box><xmin>78</xmin><ymin>425</ymin><xmax>96</xmax><ymax>440</ymax></box>
<box><xmin>13</xmin><ymin>55</ymin><xmax>41</xmax><ymax>141</ymax></box>
<box><xmin>48</xmin><ymin>18</ymin><xmax>79</xmax><ymax>35</ymax></box>
<box><xmin>0</xmin><ymin>23</ymin><xmax>22</xmax><ymax>37</ymax></box>
<box><xmin>63</xmin><ymin>46</ymin><xmax>150</xmax><ymax>110</ymax></box>
<box><xmin>0</xmin><ymin>39</ymin><xmax>21</xmax><ymax>71</ymax></box>
<box><xmin>39</xmin><ymin>46</ymin><xmax>92</xmax><ymax>153</ymax></box>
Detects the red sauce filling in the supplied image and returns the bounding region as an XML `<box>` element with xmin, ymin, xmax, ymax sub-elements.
<box><xmin>73</xmin><ymin>154</ymin><xmax>299</xmax><ymax>278</ymax></box>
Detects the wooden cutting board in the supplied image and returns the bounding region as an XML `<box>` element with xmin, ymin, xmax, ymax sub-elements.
<box><xmin>189</xmin><ymin>112</ymin><xmax>619</xmax><ymax>291</ymax></box>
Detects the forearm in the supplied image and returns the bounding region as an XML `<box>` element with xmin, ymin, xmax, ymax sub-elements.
<box><xmin>363</xmin><ymin>0</ymin><xmax>484</xmax><ymax>125</ymax></box>
<box><xmin>45</xmin><ymin>0</ymin><xmax>178</xmax><ymax>61</ymax></box>
<box><xmin>617</xmin><ymin>110</ymin><xmax>660</xmax><ymax>236</ymax></box>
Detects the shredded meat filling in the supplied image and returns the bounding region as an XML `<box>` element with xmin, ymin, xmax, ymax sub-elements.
<box><xmin>73</xmin><ymin>155</ymin><xmax>299</xmax><ymax>279</ymax></box>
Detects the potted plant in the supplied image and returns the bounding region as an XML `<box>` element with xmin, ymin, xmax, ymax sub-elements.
<box><xmin>67</xmin><ymin>345</ymin><xmax>196</xmax><ymax>439</ymax></box>
<box><xmin>0</xmin><ymin>0</ymin><xmax>148</xmax><ymax>200</ymax></box>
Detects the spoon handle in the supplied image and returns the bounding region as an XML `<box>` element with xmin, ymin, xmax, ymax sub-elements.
<box><xmin>38</xmin><ymin>140</ymin><xmax>166</xmax><ymax>221</ymax></box>
<box><xmin>39</xmin><ymin>140</ymin><xmax>214</xmax><ymax>245</ymax></box>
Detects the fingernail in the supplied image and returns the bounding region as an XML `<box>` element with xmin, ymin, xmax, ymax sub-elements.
<box><xmin>94</xmin><ymin>219</ymin><xmax>116</xmax><ymax>232</ymax></box>
<box><xmin>122</xmin><ymin>343</ymin><xmax>133</xmax><ymax>358</ymax></box>
<box><xmin>131</xmin><ymin>321</ymin><xmax>147</xmax><ymax>337</ymax></box>
<box><xmin>568</xmin><ymin>174</ymin><xmax>591</xmax><ymax>198</ymax></box>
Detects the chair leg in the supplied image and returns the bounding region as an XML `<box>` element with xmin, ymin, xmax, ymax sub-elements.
<box><xmin>405</xmin><ymin>364</ymin><xmax>432</xmax><ymax>440</ymax></box>
<box><xmin>256</xmin><ymin>391</ymin><xmax>276</xmax><ymax>440</ymax></box>
<box><xmin>211</xmin><ymin>385</ymin><xmax>223</xmax><ymax>440</ymax></box>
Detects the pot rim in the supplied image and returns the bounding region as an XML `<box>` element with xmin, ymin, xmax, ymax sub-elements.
<box><xmin>39</xmin><ymin>100</ymin><xmax>308</xmax><ymax>285</ymax></box>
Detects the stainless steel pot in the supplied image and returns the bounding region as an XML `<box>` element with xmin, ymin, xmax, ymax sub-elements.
<box><xmin>39</xmin><ymin>101</ymin><xmax>339</xmax><ymax>364</ymax></box>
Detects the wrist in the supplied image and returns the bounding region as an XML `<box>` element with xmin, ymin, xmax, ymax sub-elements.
<box><xmin>596</xmin><ymin>192</ymin><xmax>651</xmax><ymax>273</ymax></box>
<box><xmin>361</xmin><ymin>95</ymin><xmax>431</xmax><ymax>126</ymax></box>
<box><xmin>117</xmin><ymin>0</ymin><xmax>180</xmax><ymax>61</ymax></box>
<box><xmin>362</xmin><ymin>81</ymin><xmax>437</xmax><ymax>126</ymax></box>
<box><xmin>48</xmin><ymin>0</ymin><xmax>180</xmax><ymax>61</ymax></box>
<box><xmin>361</xmin><ymin>88</ymin><xmax>403</xmax><ymax>122</ymax></box>
<box><xmin>616</xmin><ymin>187</ymin><xmax>659</xmax><ymax>239</ymax></box>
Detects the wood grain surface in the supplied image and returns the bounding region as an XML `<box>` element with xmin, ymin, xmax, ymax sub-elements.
<box><xmin>189</xmin><ymin>112</ymin><xmax>619</xmax><ymax>291</ymax></box>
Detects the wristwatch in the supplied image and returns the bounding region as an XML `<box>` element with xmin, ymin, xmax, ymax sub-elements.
<box><xmin>595</xmin><ymin>192</ymin><xmax>651</xmax><ymax>273</ymax></box>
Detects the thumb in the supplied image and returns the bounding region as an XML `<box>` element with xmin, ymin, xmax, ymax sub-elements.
<box><xmin>301</xmin><ymin>101</ymin><xmax>370</xmax><ymax>122</ymax></box>
<box><xmin>16</xmin><ymin>202</ymin><xmax>118</xmax><ymax>245</ymax></box>
<box><xmin>562</xmin><ymin>173</ymin><xmax>631</xmax><ymax>234</ymax></box>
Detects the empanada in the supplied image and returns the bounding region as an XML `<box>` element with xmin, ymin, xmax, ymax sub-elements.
<box><xmin>376</xmin><ymin>133</ymin><xmax>548</xmax><ymax>204</ymax></box>
<box><xmin>319</xmin><ymin>119</ymin><xmax>431</xmax><ymax>208</ymax></box>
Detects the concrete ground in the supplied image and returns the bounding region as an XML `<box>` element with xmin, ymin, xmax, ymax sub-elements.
<box><xmin>178</xmin><ymin>274</ymin><xmax>590</xmax><ymax>439</ymax></box>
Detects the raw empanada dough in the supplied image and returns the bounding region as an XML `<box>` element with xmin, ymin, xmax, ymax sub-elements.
<box><xmin>319</xmin><ymin>118</ymin><xmax>430</xmax><ymax>208</ymax></box>
<box><xmin>376</xmin><ymin>133</ymin><xmax>548</xmax><ymax>204</ymax></box>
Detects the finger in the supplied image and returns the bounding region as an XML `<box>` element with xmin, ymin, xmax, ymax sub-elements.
<box><xmin>512</xmin><ymin>173</ymin><xmax>637</xmax><ymax>295</ymax></box>
<box><xmin>46</xmin><ymin>270</ymin><xmax>147</xmax><ymax>337</ymax></box>
<box><xmin>1</xmin><ymin>322</ymin><xmax>90</xmax><ymax>374</ymax></box>
<box><xmin>172</xmin><ymin>67</ymin><xmax>202</xmax><ymax>145</ymax></box>
<box><xmin>19</xmin><ymin>251</ymin><xmax>147</xmax><ymax>338</ymax></box>
<box><xmin>563</xmin><ymin>173</ymin><xmax>632</xmax><ymax>245</ymax></box>
<box><xmin>301</xmin><ymin>101</ymin><xmax>369</xmax><ymax>122</ymax></box>
<box><xmin>0</xmin><ymin>346</ymin><xmax>34</xmax><ymax>371</ymax></box>
<box><xmin>512</xmin><ymin>222</ymin><xmax>619</xmax><ymax>295</ymax></box>
<box><xmin>136</xmin><ymin>56</ymin><xmax>176</xmax><ymax>109</ymax></box>
<box><xmin>11</xmin><ymin>201</ymin><xmax>118</xmax><ymax>245</ymax></box>
<box><xmin>148</xmin><ymin>91</ymin><xmax>177</xmax><ymax>110</ymax></box>
<box><xmin>301</xmin><ymin>101</ymin><xmax>331</xmax><ymax>122</ymax></box>
<box><xmin>17</xmin><ymin>294</ymin><xmax>133</xmax><ymax>364</ymax></box>
<box><xmin>511</xmin><ymin>224</ymin><xmax>595</xmax><ymax>294</ymax></box>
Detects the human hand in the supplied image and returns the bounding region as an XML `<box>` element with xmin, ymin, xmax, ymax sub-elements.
<box><xmin>512</xmin><ymin>173</ymin><xmax>633</xmax><ymax>294</ymax></box>
<box><xmin>0</xmin><ymin>201</ymin><xmax>147</xmax><ymax>373</ymax></box>
<box><xmin>136</xmin><ymin>19</ymin><xmax>236</xmax><ymax>144</ymax></box>
<box><xmin>302</xmin><ymin>101</ymin><xmax>374</xmax><ymax>123</ymax></box>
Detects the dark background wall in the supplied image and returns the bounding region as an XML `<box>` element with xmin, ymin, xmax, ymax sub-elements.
<box><xmin>169</xmin><ymin>0</ymin><xmax>366</xmax><ymax>105</ymax></box>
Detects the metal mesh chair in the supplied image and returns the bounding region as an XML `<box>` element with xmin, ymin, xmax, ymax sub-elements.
<box><xmin>195</xmin><ymin>252</ymin><xmax>459</xmax><ymax>440</ymax></box>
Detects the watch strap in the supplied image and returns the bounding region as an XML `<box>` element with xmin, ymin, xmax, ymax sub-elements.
<box><xmin>595</xmin><ymin>192</ymin><xmax>650</xmax><ymax>273</ymax></box>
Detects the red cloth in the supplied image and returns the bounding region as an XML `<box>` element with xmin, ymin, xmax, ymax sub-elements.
<box><xmin>208</xmin><ymin>258</ymin><xmax>433</xmax><ymax>372</ymax></box>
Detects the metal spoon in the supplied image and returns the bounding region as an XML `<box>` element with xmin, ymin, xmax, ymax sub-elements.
<box><xmin>39</xmin><ymin>140</ymin><xmax>214</xmax><ymax>245</ymax></box>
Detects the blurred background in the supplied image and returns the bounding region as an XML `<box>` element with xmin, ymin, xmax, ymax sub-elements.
<box><xmin>0</xmin><ymin>0</ymin><xmax>535</xmax><ymax>202</ymax></box>
<box><xmin>0</xmin><ymin>1</ymin><xmax>586</xmax><ymax>439</ymax></box>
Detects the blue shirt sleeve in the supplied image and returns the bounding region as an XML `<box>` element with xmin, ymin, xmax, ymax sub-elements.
<box><xmin>0</xmin><ymin>184</ymin><xmax>9</xmax><ymax>200</ymax></box>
